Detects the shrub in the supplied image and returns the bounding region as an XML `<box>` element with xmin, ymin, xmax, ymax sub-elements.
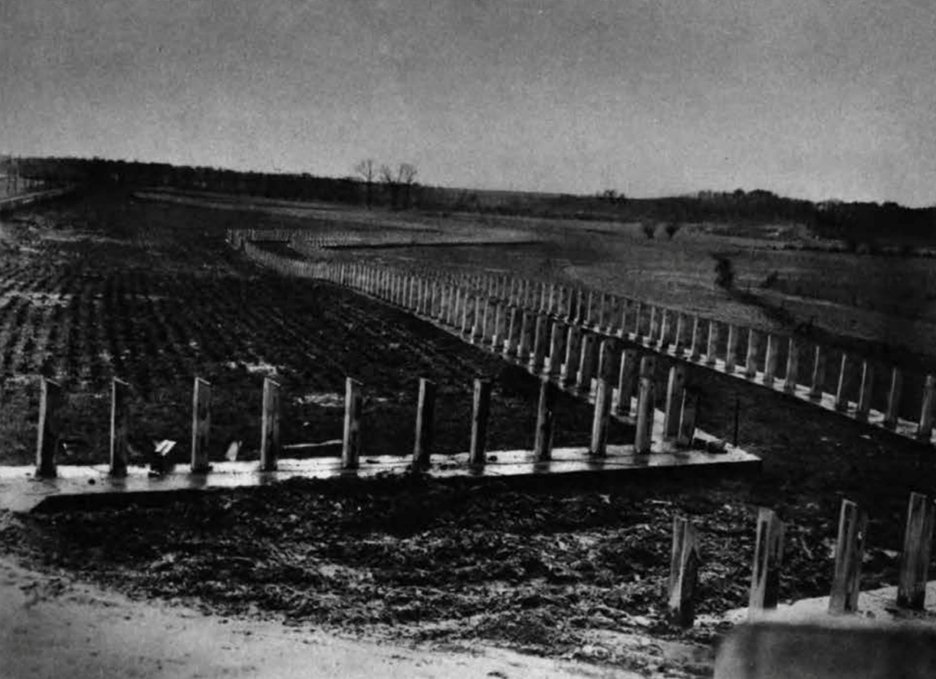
<box><xmin>714</xmin><ymin>256</ymin><xmax>735</xmax><ymax>290</ymax></box>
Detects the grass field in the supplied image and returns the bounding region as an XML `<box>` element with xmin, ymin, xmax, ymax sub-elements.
<box><xmin>3</xmin><ymin>188</ymin><xmax>936</xmax><ymax>676</ymax></box>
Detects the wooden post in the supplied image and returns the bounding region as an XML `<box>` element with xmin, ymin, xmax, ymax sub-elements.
<box><xmin>763</xmin><ymin>334</ymin><xmax>779</xmax><ymax>386</ymax></box>
<box><xmin>562</xmin><ymin>325</ymin><xmax>582</xmax><ymax>385</ymax></box>
<box><xmin>35</xmin><ymin>377</ymin><xmax>62</xmax><ymax>478</ymax></box>
<box><xmin>260</xmin><ymin>377</ymin><xmax>281</xmax><ymax>472</ymax></box>
<box><xmin>663</xmin><ymin>363</ymin><xmax>687</xmax><ymax>441</ymax></box>
<box><xmin>834</xmin><ymin>353</ymin><xmax>850</xmax><ymax>412</ymax></box>
<box><xmin>615</xmin><ymin>348</ymin><xmax>639</xmax><ymax>417</ymax></box>
<box><xmin>884</xmin><ymin>368</ymin><xmax>903</xmax><ymax>430</ymax></box>
<box><xmin>897</xmin><ymin>493</ymin><xmax>935</xmax><ymax>610</ymax></box>
<box><xmin>342</xmin><ymin>378</ymin><xmax>363</xmax><ymax>469</ymax></box>
<box><xmin>668</xmin><ymin>516</ymin><xmax>700</xmax><ymax>628</ymax></box>
<box><xmin>725</xmin><ymin>324</ymin><xmax>739</xmax><ymax>372</ymax></box>
<box><xmin>590</xmin><ymin>377</ymin><xmax>612</xmax><ymax>456</ymax></box>
<box><xmin>744</xmin><ymin>329</ymin><xmax>760</xmax><ymax>379</ymax></box>
<box><xmin>530</xmin><ymin>314</ymin><xmax>549</xmax><ymax>373</ymax></box>
<box><xmin>548</xmin><ymin>319</ymin><xmax>566</xmax><ymax>376</ymax></box>
<box><xmin>829</xmin><ymin>499</ymin><xmax>868</xmax><ymax>615</ymax></box>
<box><xmin>109</xmin><ymin>378</ymin><xmax>130</xmax><ymax>477</ymax></box>
<box><xmin>469</xmin><ymin>379</ymin><xmax>492</xmax><ymax>467</ymax></box>
<box><xmin>749</xmin><ymin>508</ymin><xmax>785</xmax><ymax>618</ymax></box>
<box><xmin>705</xmin><ymin>320</ymin><xmax>720</xmax><ymax>366</ymax></box>
<box><xmin>577</xmin><ymin>332</ymin><xmax>597</xmax><ymax>394</ymax></box>
<box><xmin>413</xmin><ymin>378</ymin><xmax>436</xmax><ymax>467</ymax></box>
<box><xmin>677</xmin><ymin>389</ymin><xmax>699</xmax><ymax>447</ymax></box>
<box><xmin>810</xmin><ymin>345</ymin><xmax>826</xmax><ymax>400</ymax></box>
<box><xmin>634</xmin><ymin>356</ymin><xmax>656</xmax><ymax>453</ymax></box>
<box><xmin>856</xmin><ymin>361</ymin><xmax>874</xmax><ymax>422</ymax></box>
<box><xmin>918</xmin><ymin>375</ymin><xmax>936</xmax><ymax>441</ymax></box>
<box><xmin>784</xmin><ymin>337</ymin><xmax>800</xmax><ymax>394</ymax></box>
<box><xmin>534</xmin><ymin>377</ymin><xmax>557</xmax><ymax>462</ymax></box>
<box><xmin>191</xmin><ymin>377</ymin><xmax>211</xmax><ymax>473</ymax></box>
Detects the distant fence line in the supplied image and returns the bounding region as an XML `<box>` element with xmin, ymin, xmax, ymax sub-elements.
<box><xmin>0</xmin><ymin>185</ymin><xmax>76</xmax><ymax>214</ymax></box>
<box><xmin>229</xmin><ymin>228</ymin><xmax>936</xmax><ymax>448</ymax></box>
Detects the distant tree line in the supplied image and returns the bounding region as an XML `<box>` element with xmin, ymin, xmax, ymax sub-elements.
<box><xmin>6</xmin><ymin>156</ymin><xmax>934</xmax><ymax>242</ymax></box>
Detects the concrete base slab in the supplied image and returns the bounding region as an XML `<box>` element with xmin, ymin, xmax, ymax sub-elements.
<box><xmin>0</xmin><ymin>445</ymin><xmax>759</xmax><ymax>513</ymax></box>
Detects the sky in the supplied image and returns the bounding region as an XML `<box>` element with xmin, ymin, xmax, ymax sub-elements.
<box><xmin>2</xmin><ymin>0</ymin><xmax>934</xmax><ymax>206</ymax></box>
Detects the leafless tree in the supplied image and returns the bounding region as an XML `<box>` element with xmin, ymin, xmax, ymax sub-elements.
<box><xmin>380</xmin><ymin>162</ymin><xmax>419</xmax><ymax>209</ymax></box>
<box><xmin>354</xmin><ymin>158</ymin><xmax>376</xmax><ymax>208</ymax></box>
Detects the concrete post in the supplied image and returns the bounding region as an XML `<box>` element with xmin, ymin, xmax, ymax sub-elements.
<box><xmin>461</xmin><ymin>293</ymin><xmax>473</xmax><ymax>335</ymax></box>
<box><xmin>109</xmin><ymin>378</ymin><xmax>130</xmax><ymax>477</ymax></box>
<box><xmin>706</xmin><ymin>320</ymin><xmax>720</xmax><ymax>366</ymax></box>
<box><xmin>764</xmin><ymin>334</ymin><xmax>779</xmax><ymax>386</ymax></box>
<box><xmin>617</xmin><ymin>298</ymin><xmax>629</xmax><ymax>338</ymax></box>
<box><xmin>534</xmin><ymin>377</ymin><xmax>557</xmax><ymax>462</ymax></box>
<box><xmin>897</xmin><ymin>492</ymin><xmax>935</xmax><ymax>610</ymax></box>
<box><xmin>590</xmin><ymin>377</ymin><xmax>612</xmax><ymax>456</ymax></box>
<box><xmin>810</xmin><ymin>346</ymin><xmax>826</xmax><ymax>400</ymax></box>
<box><xmin>504</xmin><ymin>306</ymin><xmax>521</xmax><ymax>357</ymax></box>
<box><xmin>615</xmin><ymin>348</ymin><xmax>639</xmax><ymax>417</ymax></box>
<box><xmin>884</xmin><ymin>368</ymin><xmax>903</xmax><ymax>430</ymax></box>
<box><xmin>668</xmin><ymin>516</ymin><xmax>700</xmax><ymax>627</ymax></box>
<box><xmin>829</xmin><ymin>499</ymin><xmax>868</xmax><ymax>615</ymax></box>
<box><xmin>689</xmin><ymin>316</ymin><xmax>702</xmax><ymax>361</ymax></box>
<box><xmin>664</xmin><ymin>363</ymin><xmax>687</xmax><ymax>441</ymax></box>
<box><xmin>635</xmin><ymin>356</ymin><xmax>657</xmax><ymax>454</ymax></box>
<box><xmin>784</xmin><ymin>338</ymin><xmax>800</xmax><ymax>394</ymax></box>
<box><xmin>562</xmin><ymin>325</ymin><xmax>582</xmax><ymax>385</ymax></box>
<box><xmin>191</xmin><ymin>377</ymin><xmax>211</xmax><ymax>473</ymax></box>
<box><xmin>674</xmin><ymin>313</ymin><xmax>687</xmax><ymax>357</ymax></box>
<box><xmin>469</xmin><ymin>379</ymin><xmax>492</xmax><ymax>467</ymax></box>
<box><xmin>260</xmin><ymin>377</ymin><xmax>281</xmax><ymax>472</ymax></box>
<box><xmin>413</xmin><ymin>378</ymin><xmax>436</xmax><ymax>467</ymax></box>
<box><xmin>548</xmin><ymin>319</ymin><xmax>566</xmax><ymax>376</ymax></box>
<box><xmin>648</xmin><ymin>306</ymin><xmax>659</xmax><ymax>345</ymax></box>
<box><xmin>530</xmin><ymin>314</ymin><xmax>549</xmax><ymax>373</ymax></box>
<box><xmin>518</xmin><ymin>310</ymin><xmax>535</xmax><ymax>362</ymax></box>
<box><xmin>342</xmin><ymin>378</ymin><xmax>363</xmax><ymax>470</ymax></box>
<box><xmin>596</xmin><ymin>292</ymin><xmax>607</xmax><ymax>331</ymax></box>
<box><xmin>918</xmin><ymin>375</ymin><xmax>936</xmax><ymax>441</ymax></box>
<box><xmin>745</xmin><ymin>329</ymin><xmax>760</xmax><ymax>379</ymax></box>
<box><xmin>491</xmin><ymin>302</ymin><xmax>506</xmax><ymax>348</ymax></box>
<box><xmin>725</xmin><ymin>324</ymin><xmax>739</xmax><ymax>372</ymax></box>
<box><xmin>471</xmin><ymin>296</ymin><xmax>485</xmax><ymax>343</ymax></box>
<box><xmin>857</xmin><ymin>361</ymin><xmax>874</xmax><ymax>422</ymax></box>
<box><xmin>658</xmin><ymin>309</ymin><xmax>671</xmax><ymax>350</ymax></box>
<box><xmin>835</xmin><ymin>353</ymin><xmax>850</xmax><ymax>412</ymax></box>
<box><xmin>677</xmin><ymin>389</ymin><xmax>699</xmax><ymax>447</ymax></box>
<box><xmin>749</xmin><ymin>508</ymin><xmax>785</xmax><ymax>617</ymax></box>
<box><xmin>632</xmin><ymin>301</ymin><xmax>643</xmax><ymax>339</ymax></box>
<box><xmin>577</xmin><ymin>332</ymin><xmax>597</xmax><ymax>394</ymax></box>
<box><xmin>35</xmin><ymin>378</ymin><xmax>62</xmax><ymax>479</ymax></box>
<box><xmin>584</xmin><ymin>290</ymin><xmax>594</xmax><ymax>327</ymax></box>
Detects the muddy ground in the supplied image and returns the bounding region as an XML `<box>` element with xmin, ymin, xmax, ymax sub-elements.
<box><xmin>2</xmin><ymin>190</ymin><xmax>936</xmax><ymax>677</ymax></box>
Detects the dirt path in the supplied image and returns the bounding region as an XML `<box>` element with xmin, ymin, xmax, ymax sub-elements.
<box><xmin>0</xmin><ymin>556</ymin><xmax>636</xmax><ymax>679</ymax></box>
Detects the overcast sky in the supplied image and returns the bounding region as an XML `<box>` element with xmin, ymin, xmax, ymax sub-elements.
<box><xmin>2</xmin><ymin>0</ymin><xmax>934</xmax><ymax>205</ymax></box>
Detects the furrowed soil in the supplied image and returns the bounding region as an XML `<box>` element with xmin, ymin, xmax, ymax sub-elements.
<box><xmin>3</xmin><ymin>189</ymin><xmax>936</xmax><ymax>677</ymax></box>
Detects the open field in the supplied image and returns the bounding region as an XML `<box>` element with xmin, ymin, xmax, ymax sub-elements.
<box><xmin>3</xmin><ymin>189</ymin><xmax>936</xmax><ymax>676</ymax></box>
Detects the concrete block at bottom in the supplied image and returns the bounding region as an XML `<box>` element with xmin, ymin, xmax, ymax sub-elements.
<box><xmin>715</xmin><ymin>619</ymin><xmax>936</xmax><ymax>679</ymax></box>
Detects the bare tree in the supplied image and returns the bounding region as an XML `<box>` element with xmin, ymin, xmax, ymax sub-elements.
<box><xmin>641</xmin><ymin>222</ymin><xmax>656</xmax><ymax>239</ymax></box>
<box><xmin>354</xmin><ymin>158</ymin><xmax>376</xmax><ymax>208</ymax></box>
<box><xmin>379</xmin><ymin>162</ymin><xmax>419</xmax><ymax>209</ymax></box>
<box><xmin>664</xmin><ymin>221</ymin><xmax>682</xmax><ymax>240</ymax></box>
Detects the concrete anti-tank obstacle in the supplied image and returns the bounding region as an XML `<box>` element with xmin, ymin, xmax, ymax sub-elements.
<box><xmin>562</xmin><ymin>324</ymin><xmax>582</xmax><ymax>385</ymax></box>
<box><xmin>829</xmin><ymin>499</ymin><xmax>867</xmax><ymax>615</ymax></box>
<box><xmin>191</xmin><ymin>377</ymin><xmax>211</xmax><ymax>473</ymax></box>
<box><xmin>413</xmin><ymin>378</ymin><xmax>436</xmax><ymax>467</ymax></box>
<box><xmin>897</xmin><ymin>492</ymin><xmax>935</xmax><ymax>610</ymax></box>
<box><xmin>260</xmin><ymin>377</ymin><xmax>281</xmax><ymax>472</ymax></box>
<box><xmin>533</xmin><ymin>377</ymin><xmax>557</xmax><ymax>462</ymax></box>
<box><xmin>705</xmin><ymin>320</ymin><xmax>720</xmax><ymax>366</ymax></box>
<box><xmin>469</xmin><ymin>378</ymin><xmax>492</xmax><ymax>467</ymax></box>
<box><xmin>919</xmin><ymin>375</ymin><xmax>936</xmax><ymax>441</ymax></box>
<box><xmin>342</xmin><ymin>378</ymin><xmax>363</xmax><ymax>470</ymax></box>
<box><xmin>35</xmin><ymin>377</ymin><xmax>62</xmax><ymax>479</ymax></box>
<box><xmin>784</xmin><ymin>337</ymin><xmax>800</xmax><ymax>393</ymax></box>
<box><xmin>109</xmin><ymin>378</ymin><xmax>131</xmax><ymax>478</ymax></box>
<box><xmin>615</xmin><ymin>348</ymin><xmax>639</xmax><ymax>417</ymax></box>
<box><xmin>748</xmin><ymin>507</ymin><xmax>785</xmax><ymax>618</ymax></box>
<box><xmin>634</xmin><ymin>356</ymin><xmax>657</xmax><ymax>454</ymax></box>
<box><xmin>725</xmin><ymin>324</ymin><xmax>739</xmax><ymax>372</ymax></box>
<box><xmin>590</xmin><ymin>376</ymin><xmax>612</xmax><ymax>456</ymax></box>
<box><xmin>663</xmin><ymin>363</ymin><xmax>687</xmax><ymax>442</ymax></box>
<box><xmin>810</xmin><ymin>345</ymin><xmax>826</xmax><ymax>400</ymax></box>
<box><xmin>677</xmin><ymin>388</ymin><xmax>699</xmax><ymax>447</ymax></box>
